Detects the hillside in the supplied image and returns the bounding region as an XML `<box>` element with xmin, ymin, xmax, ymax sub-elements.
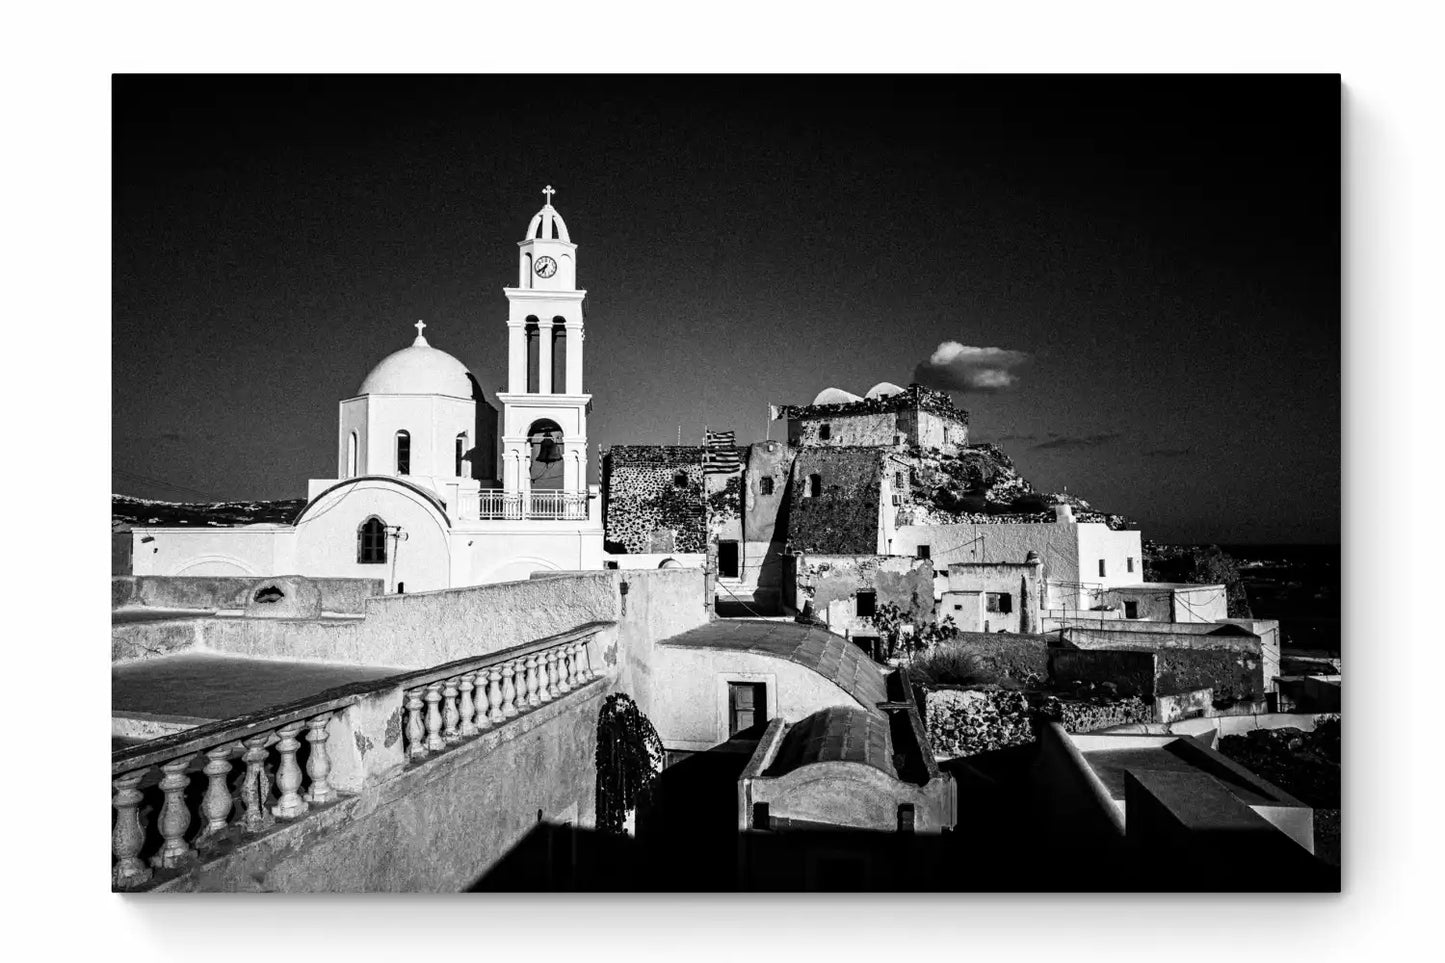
<box><xmin>112</xmin><ymin>494</ymin><xmax>306</xmax><ymax>529</ymax></box>
<box><xmin>902</xmin><ymin>443</ymin><xmax>1135</xmax><ymax>531</ymax></box>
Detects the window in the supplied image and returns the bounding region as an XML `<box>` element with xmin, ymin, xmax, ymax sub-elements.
<box><xmin>897</xmin><ymin>804</ymin><xmax>916</xmax><ymax>834</ymax></box>
<box><xmin>807</xmin><ymin>473</ymin><xmax>822</xmax><ymax>497</ymax></box>
<box><xmin>895</xmin><ymin>471</ymin><xmax>906</xmax><ymax>488</ymax></box>
<box><xmin>395</xmin><ymin>431</ymin><xmax>410</xmax><ymax>475</ymax></box>
<box><xmin>916</xmin><ymin>544</ymin><xmax>931</xmax><ymax>560</ymax></box>
<box><xmin>455</xmin><ymin>432</ymin><xmax>468</xmax><ymax>477</ymax></box>
<box><xmin>1127</xmin><ymin>556</ymin><xmax>1135</xmax><ymax>574</ymax></box>
<box><xmin>1124</xmin><ymin>600</ymin><xmax>1139</xmax><ymax>619</ymax></box>
<box><xmin>752</xmin><ymin>802</ymin><xmax>771</xmax><ymax>831</ymax></box>
<box><xmin>818</xmin><ymin>424</ymin><xmax>831</xmax><ymax>440</ymax></box>
<box><xmin>985</xmin><ymin>592</ymin><xmax>1012</xmax><ymax>614</ymax></box>
<box><xmin>673</xmin><ymin>471</ymin><xmax>688</xmax><ymax>488</ymax></box>
<box><xmin>856</xmin><ymin>590</ymin><xmax>876</xmax><ymax>617</ymax></box>
<box><xmin>953</xmin><ymin>603</ymin><xmax>963</xmax><ymax>611</ymax></box>
<box><xmin>1098</xmin><ymin>559</ymin><xmax>1107</xmax><ymax>577</ymax></box>
<box><xmin>759</xmin><ymin>476</ymin><xmax>774</xmax><ymax>496</ymax></box>
<box><xmin>347</xmin><ymin>431</ymin><xmax>358</xmax><ymax>478</ymax></box>
<box><xmin>357</xmin><ymin>517</ymin><xmax>388</xmax><ymax>564</ymax></box>
<box><xmin>727</xmin><ymin>682</ymin><xmax>767</xmax><ymax>737</ymax></box>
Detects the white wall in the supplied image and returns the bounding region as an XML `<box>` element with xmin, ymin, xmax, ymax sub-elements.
<box><xmin>130</xmin><ymin>527</ymin><xmax>294</xmax><ymax>577</ymax></box>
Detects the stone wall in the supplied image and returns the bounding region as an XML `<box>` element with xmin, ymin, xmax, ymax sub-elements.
<box><xmin>924</xmin><ymin>687</ymin><xmax>1154</xmax><ymax>759</ymax></box>
<box><xmin>945</xmin><ymin>633</ymin><xmax>1051</xmax><ymax>687</ymax></box>
<box><xmin>787</xmin><ymin>447</ymin><xmax>883</xmax><ymax>554</ymax></box>
<box><xmin>793</xmin><ymin>554</ymin><xmax>934</xmax><ymax>632</ymax></box>
<box><xmin>602</xmin><ymin>446</ymin><xmax>707</xmax><ymax>554</ymax></box>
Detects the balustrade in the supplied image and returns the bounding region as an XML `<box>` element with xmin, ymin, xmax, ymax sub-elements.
<box><xmin>113</xmin><ymin>627</ymin><xmax>603</xmax><ymax>890</ymax></box>
<box><xmin>112</xmin><ymin>707</ymin><xmax>343</xmax><ymax>890</ymax></box>
<box><xmin>474</xmin><ymin>489</ymin><xmax>590</xmax><ymax>520</ymax></box>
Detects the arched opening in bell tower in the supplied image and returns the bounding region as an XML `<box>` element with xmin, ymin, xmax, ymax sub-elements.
<box><xmin>524</xmin><ymin>316</ymin><xmax>540</xmax><ymax>393</ymax></box>
<box><xmin>551</xmin><ymin>317</ymin><xmax>568</xmax><ymax>393</ymax></box>
<box><xmin>526</xmin><ymin>419</ymin><xmax>566</xmax><ymax>490</ymax></box>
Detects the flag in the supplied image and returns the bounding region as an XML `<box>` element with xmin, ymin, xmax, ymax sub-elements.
<box><xmin>703</xmin><ymin>428</ymin><xmax>741</xmax><ymax>474</ymax></box>
<box><xmin>768</xmin><ymin>404</ymin><xmax>783</xmax><ymax>421</ymax></box>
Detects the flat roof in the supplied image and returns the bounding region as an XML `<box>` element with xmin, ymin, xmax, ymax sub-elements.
<box><xmin>1079</xmin><ymin>737</ymin><xmax>1299</xmax><ymax>808</ymax></box>
<box><xmin>113</xmin><ymin>652</ymin><xmax>404</xmax><ymax>722</ymax></box>
<box><xmin>662</xmin><ymin>620</ymin><xmax>888</xmax><ymax>709</ymax></box>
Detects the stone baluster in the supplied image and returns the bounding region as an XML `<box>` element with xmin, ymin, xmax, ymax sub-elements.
<box><xmin>240</xmin><ymin>732</ymin><xmax>276</xmax><ymax>833</ymax></box>
<box><xmin>271</xmin><ymin>721</ymin><xmax>309</xmax><ymax>819</ymax></box>
<box><xmin>424</xmin><ymin>682</ymin><xmax>445</xmax><ymax>751</ymax></box>
<box><xmin>555</xmin><ymin>644</ymin><xmax>573</xmax><ymax>694</ymax></box>
<box><xmin>543</xmin><ymin>648</ymin><xmax>560</xmax><ymax>700</ymax></box>
<box><xmin>197</xmin><ymin>744</ymin><xmax>236</xmax><ymax>847</ymax></box>
<box><xmin>459</xmin><ymin>672</ymin><xmax>479</xmax><ymax>737</ymax></box>
<box><xmin>442</xmin><ymin>679</ymin><xmax>462</xmax><ymax>745</ymax></box>
<box><xmin>566</xmin><ymin>636</ymin><xmax>583</xmax><ymax>682</ymax></box>
<box><xmin>526</xmin><ymin>654</ymin><xmax>543</xmax><ymax>707</ymax></box>
<box><xmin>514</xmin><ymin>656</ymin><xmax>531</xmax><ymax>710</ymax></box>
<box><xmin>500</xmin><ymin>661</ymin><xmax>519</xmax><ymax>718</ymax></box>
<box><xmin>487</xmin><ymin>667</ymin><xmax>505</xmax><ymax>725</ymax></box>
<box><xmin>405</xmin><ymin>688</ymin><xmax>427</xmax><ymax>760</ymax></box>
<box><xmin>532</xmin><ymin>652</ymin><xmax>550</xmax><ymax>703</ymax></box>
<box><xmin>303</xmin><ymin>713</ymin><xmax>336</xmax><ymax>806</ymax></box>
<box><xmin>151</xmin><ymin>755</ymin><xmax>197</xmax><ymax>869</ymax></box>
<box><xmin>112</xmin><ymin>769</ymin><xmax>152</xmax><ymax>889</ymax></box>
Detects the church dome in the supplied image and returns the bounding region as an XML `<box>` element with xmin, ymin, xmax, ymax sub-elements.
<box><xmin>812</xmin><ymin>387</ymin><xmax>863</xmax><ymax>406</ymax></box>
<box><xmin>358</xmin><ymin>323</ymin><xmax>474</xmax><ymax>399</ymax></box>
<box><xmin>865</xmin><ymin>382</ymin><xmax>904</xmax><ymax>400</ymax></box>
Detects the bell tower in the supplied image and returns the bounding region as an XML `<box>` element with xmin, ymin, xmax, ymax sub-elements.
<box><xmin>497</xmin><ymin>187</ymin><xmax>591</xmax><ymax>508</ymax></box>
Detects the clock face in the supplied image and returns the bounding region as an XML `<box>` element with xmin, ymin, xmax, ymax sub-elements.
<box><xmin>534</xmin><ymin>256</ymin><xmax>558</xmax><ymax>279</ymax></box>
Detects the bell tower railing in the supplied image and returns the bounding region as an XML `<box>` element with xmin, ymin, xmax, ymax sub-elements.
<box><xmin>476</xmin><ymin>489</ymin><xmax>588</xmax><ymax>521</ymax></box>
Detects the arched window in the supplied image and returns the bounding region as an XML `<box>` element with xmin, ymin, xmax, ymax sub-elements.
<box><xmin>347</xmin><ymin>431</ymin><xmax>358</xmax><ymax>478</ymax></box>
<box><xmin>808</xmin><ymin>473</ymin><xmax>822</xmax><ymax>497</ymax></box>
<box><xmin>759</xmin><ymin>476</ymin><xmax>775</xmax><ymax>496</ymax></box>
<box><xmin>455</xmin><ymin>432</ymin><xmax>468</xmax><ymax>477</ymax></box>
<box><xmin>395</xmin><ymin>431</ymin><xmax>410</xmax><ymax>475</ymax></box>
<box><xmin>818</xmin><ymin>424</ymin><xmax>831</xmax><ymax>441</ymax></box>
<box><xmin>357</xmin><ymin>516</ymin><xmax>388</xmax><ymax>564</ymax></box>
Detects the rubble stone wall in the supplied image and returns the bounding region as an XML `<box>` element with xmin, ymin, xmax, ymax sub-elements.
<box><xmin>602</xmin><ymin>446</ymin><xmax>707</xmax><ymax>554</ymax></box>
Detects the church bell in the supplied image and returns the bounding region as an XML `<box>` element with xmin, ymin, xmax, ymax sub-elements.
<box><xmin>535</xmin><ymin>431</ymin><xmax>562</xmax><ymax>463</ymax></box>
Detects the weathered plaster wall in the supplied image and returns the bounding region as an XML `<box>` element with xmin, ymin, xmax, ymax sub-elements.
<box><xmin>113</xmin><ymin>575</ymin><xmax>383</xmax><ymax>614</ymax></box>
<box><xmin>793</xmin><ymin>554</ymin><xmax>934</xmax><ymax>633</ymax></box>
<box><xmin>940</xmin><ymin>560</ymin><xmax>1042</xmax><ymax>633</ymax></box>
<box><xmin>602</xmin><ymin>446</ymin><xmax>707</xmax><ymax>554</ymax></box>
<box><xmin>649</xmin><ymin>645</ymin><xmax>876</xmax><ymax>752</ymax></box>
<box><xmin>788</xmin><ymin>448</ymin><xmax>883</xmax><ymax>554</ymax></box>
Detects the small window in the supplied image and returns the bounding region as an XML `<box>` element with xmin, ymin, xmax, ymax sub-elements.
<box><xmin>818</xmin><ymin>424</ymin><xmax>831</xmax><ymax>440</ymax></box>
<box><xmin>894</xmin><ymin>471</ymin><xmax>906</xmax><ymax>488</ymax></box>
<box><xmin>673</xmin><ymin>471</ymin><xmax>688</xmax><ymax>488</ymax></box>
<box><xmin>1098</xmin><ymin>559</ymin><xmax>1107</xmax><ymax>577</ymax></box>
<box><xmin>856</xmin><ymin>590</ymin><xmax>876</xmax><ymax>617</ymax></box>
<box><xmin>897</xmin><ymin>804</ymin><xmax>916</xmax><ymax>834</ymax></box>
<box><xmin>953</xmin><ymin>603</ymin><xmax>963</xmax><ymax>611</ymax></box>
<box><xmin>916</xmin><ymin>544</ymin><xmax>931</xmax><ymax>560</ymax></box>
<box><xmin>759</xmin><ymin>476</ymin><xmax>775</xmax><ymax>496</ymax></box>
<box><xmin>985</xmin><ymin>592</ymin><xmax>1012</xmax><ymax>614</ymax></box>
<box><xmin>808</xmin><ymin>473</ymin><xmax>822</xmax><ymax>497</ymax></box>
<box><xmin>728</xmin><ymin>682</ymin><xmax>767</xmax><ymax>738</ymax></box>
<box><xmin>1127</xmin><ymin>556</ymin><xmax>1135</xmax><ymax>574</ymax></box>
<box><xmin>347</xmin><ymin>431</ymin><xmax>358</xmax><ymax>478</ymax></box>
<box><xmin>455</xmin><ymin>432</ymin><xmax>468</xmax><ymax>477</ymax></box>
<box><xmin>358</xmin><ymin>516</ymin><xmax>388</xmax><ymax>564</ymax></box>
<box><xmin>395</xmin><ymin>430</ymin><xmax>411</xmax><ymax>475</ymax></box>
<box><xmin>1124</xmin><ymin>600</ymin><xmax>1139</xmax><ymax>619</ymax></box>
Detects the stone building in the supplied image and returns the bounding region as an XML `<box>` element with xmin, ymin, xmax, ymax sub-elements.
<box><xmin>129</xmin><ymin>190</ymin><xmax>604</xmax><ymax>590</ymax></box>
<box><xmin>777</xmin><ymin>382</ymin><xmax>970</xmax><ymax>452</ymax></box>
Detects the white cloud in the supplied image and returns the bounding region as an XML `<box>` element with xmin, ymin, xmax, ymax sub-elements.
<box><xmin>913</xmin><ymin>341</ymin><xmax>1030</xmax><ymax>393</ymax></box>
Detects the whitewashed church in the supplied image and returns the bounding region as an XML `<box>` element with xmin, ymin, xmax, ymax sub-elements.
<box><xmin>130</xmin><ymin>190</ymin><xmax>604</xmax><ymax>591</ymax></box>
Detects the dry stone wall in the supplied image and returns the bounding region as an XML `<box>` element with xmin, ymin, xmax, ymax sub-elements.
<box><xmin>603</xmin><ymin>447</ymin><xmax>707</xmax><ymax>555</ymax></box>
<box><xmin>924</xmin><ymin>686</ymin><xmax>1153</xmax><ymax>758</ymax></box>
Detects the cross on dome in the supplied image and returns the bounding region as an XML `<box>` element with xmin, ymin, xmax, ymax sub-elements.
<box><xmin>413</xmin><ymin>319</ymin><xmax>429</xmax><ymax>346</ymax></box>
<box><xmin>542</xmin><ymin>185</ymin><xmax>556</xmax><ymax>206</ymax></box>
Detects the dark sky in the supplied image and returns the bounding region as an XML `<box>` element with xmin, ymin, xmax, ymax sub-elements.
<box><xmin>113</xmin><ymin>75</ymin><xmax>1339</xmax><ymax>544</ymax></box>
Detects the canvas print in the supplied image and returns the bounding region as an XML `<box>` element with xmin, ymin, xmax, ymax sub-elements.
<box><xmin>112</xmin><ymin>75</ymin><xmax>1340</xmax><ymax>892</ymax></box>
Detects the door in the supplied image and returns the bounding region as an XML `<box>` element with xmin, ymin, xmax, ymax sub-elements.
<box><xmin>718</xmin><ymin>540</ymin><xmax>740</xmax><ymax>579</ymax></box>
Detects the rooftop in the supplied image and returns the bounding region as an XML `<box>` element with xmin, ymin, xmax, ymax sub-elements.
<box><xmin>661</xmin><ymin>619</ymin><xmax>889</xmax><ymax>710</ymax></box>
<box><xmin>766</xmin><ymin>706</ymin><xmax>896</xmax><ymax>779</ymax></box>
<box><xmin>112</xmin><ymin>652</ymin><xmax>404</xmax><ymax>723</ymax></box>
